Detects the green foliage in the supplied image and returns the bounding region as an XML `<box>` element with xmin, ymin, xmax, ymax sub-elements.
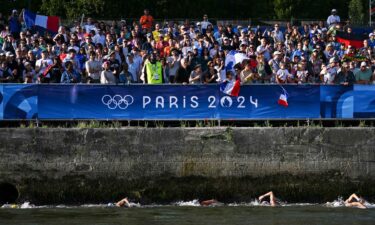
<box><xmin>348</xmin><ymin>0</ymin><xmax>365</xmax><ymax>25</ymax></box>
<box><xmin>274</xmin><ymin>0</ymin><xmax>295</xmax><ymax>19</ymax></box>
<box><xmin>41</xmin><ymin>0</ymin><xmax>105</xmax><ymax>20</ymax></box>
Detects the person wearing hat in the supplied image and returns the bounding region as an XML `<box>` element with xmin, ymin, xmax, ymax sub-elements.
<box><xmin>23</xmin><ymin>61</ymin><xmax>37</xmax><ymax>84</ymax></box>
<box><xmin>81</xmin><ymin>33</ymin><xmax>95</xmax><ymax>52</ymax></box>
<box><xmin>327</xmin><ymin>9</ymin><xmax>340</xmax><ymax>27</ymax></box>
<box><xmin>100</xmin><ymin>61</ymin><xmax>116</xmax><ymax>84</ymax></box>
<box><xmin>321</xmin><ymin>57</ymin><xmax>338</xmax><ymax>84</ymax></box>
<box><xmin>269</xmin><ymin>50</ymin><xmax>282</xmax><ymax>77</ymax></box>
<box><xmin>355</xmin><ymin>61</ymin><xmax>373</xmax><ymax>84</ymax></box>
<box><xmin>63</xmin><ymin>48</ymin><xmax>81</xmax><ymax>74</ymax></box>
<box><xmin>368</xmin><ymin>33</ymin><xmax>375</xmax><ymax>48</ymax></box>
<box><xmin>189</xmin><ymin>64</ymin><xmax>203</xmax><ymax>84</ymax></box>
<box><xmin>106</xmin><ymin>49</ymin><xmax>121</xmax><ymax>79</ymax></box>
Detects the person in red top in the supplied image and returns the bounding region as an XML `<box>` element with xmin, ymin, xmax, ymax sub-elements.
<box><xmin>139</xmin><ymin>9</ymin><xmax>154</xmax><ymax>32</ymax></box>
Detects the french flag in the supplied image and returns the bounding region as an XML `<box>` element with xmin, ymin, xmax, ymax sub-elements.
<box><xmin>220</xmin><ymin>80</ymin><xmax>241</xmax><ymax>97</ymax></box>
<box><xmin>23</xmin><ymin>10</ymin><xmax>60</xmax><ymax>33</ymax></box>
<box><xmin>278</xmin><ymin>87</ymin><xmax>289</xmax><ymax>107</ymax></box>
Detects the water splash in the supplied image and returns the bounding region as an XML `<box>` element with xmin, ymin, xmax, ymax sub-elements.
<box><xmin>174</xmin><ymin>200</ymin><xmax>201</xmax><ymax>207</ymax></box>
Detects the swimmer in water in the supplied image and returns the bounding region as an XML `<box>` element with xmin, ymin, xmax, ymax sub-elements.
<box><xmin>200</xmin><ymin>199</ymin><xmax>221</xmax><ymax>206</ymax></box>
<box><xmin>115</xmin><ymin>197</ymin><xmax>131</xmax><ymax>207</ymax></box>
<box><xmin>344</xmin><ymin>193</ymin><xmax>367</xmax><ymax>209</ymax></box>
<box><xmin>258</xmin><ymin>191</ymin><xmax>279</xmax><ymax>207</ymax></box>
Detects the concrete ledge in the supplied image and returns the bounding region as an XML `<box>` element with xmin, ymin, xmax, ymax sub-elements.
<box><xmin>0</xmin><ymin>127</ymin><xmax>374</xmax><ymax>204</ymax></box>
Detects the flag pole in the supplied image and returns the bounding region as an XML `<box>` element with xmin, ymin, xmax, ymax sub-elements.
<box><xmin>370</xmin><ymin>0</ymin><xmax>372</xmax><ymax>26</ymax></box>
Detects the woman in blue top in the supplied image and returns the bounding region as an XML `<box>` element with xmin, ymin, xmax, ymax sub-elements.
<box><xmin>60</xmin><ymin>61</ymin><xmax>81</xmax><ymax>83</ymax></box>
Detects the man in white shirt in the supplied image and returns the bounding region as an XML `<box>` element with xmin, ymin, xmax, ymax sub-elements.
<box><xmin>200</xmin><ymin>14</ymin><xmax>212</xmax><ymax>34</ymax></box>
<box><xmin>327</xmin><ymin>9</ymin><xmax>340</xmax><ymax>27</ymax></box>
<box><xmin>84</xmin><ymin>17</ymin><xmax>96</xmax><ymax>34</ymax></box>
<box><xmin>256</xmin><ymin>38</ymin><xmax>271</xmax><ymax>61</ymax></box>
<box><xmin>35</xmin><ymin>50</ymin><xmax>53</xmax><ymax>80</ymax></box>
<box><xmin>272</xmin><ymin>24</ymin><xmax>284</xmax><ymax>44</ymax></box>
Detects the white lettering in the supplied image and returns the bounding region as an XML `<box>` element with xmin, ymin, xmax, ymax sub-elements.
<box><xmin>190</xmin><ymin>96</ymin><xmax>199</xmax><ymax>108</ymax></box>
<box><xmin>156</xmin><ymin>96</ymin><xmax>164</xmax><ymax>109</ymax></box>
<box><xmin>208</xmin><ymin>96</ymin><xmax>216</xmax><ymax>108</ymax></box>
<box><xmin>237</xmin><ymin>96</ymin><xmax>245</xmax><ymax>108</ymax></box>
<box><xmin>183</xmin><ymin>96</ymin><xmax>186</xmax><ymax>108</ymax></box>
<box><xmin>169</xmin><ymin>96</ymin><xmax>178</xmax><ymax>109</ymax></box>
<box><xmin>250</xmin><ymin>96</ymin><xmax>258</xmax><ymax>108</ymax></box>
<box><xmin>143</xmin><ymin>96</ymin><xmax>151</xmax><ymax>108</ymax></box>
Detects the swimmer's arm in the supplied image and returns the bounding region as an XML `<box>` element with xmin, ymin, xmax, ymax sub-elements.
<box><xmin>115</xmin><ymin>197</ymin><xmax>130</xmax><ymax>207</ymax></box>
<box><xmin>259</xmin><ymin>191</ymin><xmax>274</xmax><ymax>201</ymax></box>
<box><xmin>345</xmin><ymin>193</ymin><xmax>360</xmax><ymax>203</ymax></box>
<box><xmin>349</xmin><ymin>202</ymin><xmax>367</xmax><ymax>209</ymax></box>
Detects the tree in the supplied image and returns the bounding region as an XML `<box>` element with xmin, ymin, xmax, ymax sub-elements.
<box><xmin>348</xmin><ymin>0</ymin><xmax>364</xmax><ymax>25</ymax></box>
<box><xmin>41</xmin><ymin>0</ymin><xmax>105</xmax><ymax>20</ymax></box>
<box><xmin>274</xmin><ymin>0</ymin><xmax>295</xmax><ymax>19</ymax></box>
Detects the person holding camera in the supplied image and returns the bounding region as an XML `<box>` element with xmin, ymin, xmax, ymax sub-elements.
<box><xmin>35</xmin><ymin>50</ymin><xmax>53</xmax><ymax>83</ymax></box>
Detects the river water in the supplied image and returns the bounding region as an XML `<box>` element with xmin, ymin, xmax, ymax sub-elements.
<box><xmin>1</xmin><ymin>201</ymin><xmax>375</xmax><ymax>225</ymax></box>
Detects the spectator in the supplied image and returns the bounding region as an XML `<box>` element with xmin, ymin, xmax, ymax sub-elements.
<box><xmin>272</xmin><ymin>24</ymin><xmax>284</xmax><ymax>44</ymax></box>
<box><xmin>100</xmin><ymin>61</ymin><xmax>116</xmax><ymax>84</ymax></box>
<box><xmin>327</xmin><ymin>9</ymin><xmax>340</xmax><ymax>27</ymax></box>
<box><xmin>143</xmin><ymin>53</ymin><xmax>164</xmax><ymax>84</ymax></box>
<box><xmin>140</xmin><ymin>9</ymin><xmax>154</xmax><ymax>32</ymax></box>
<box><xmin>61</xmin><ymin>61</ymin><xmax>81</xmax><ymax>83</ymax></box>
<box><xmin>8</xmin><ymin>10</ymin><xmax>21</xmax><ymax>38</ymax></box>
<box><xmin>35</xmin><ymin>50</ymin><xmax>53</xmax><ymax>83</ymax></box>
<box><xmin>85</xmin><ymin>51</ymin><xmax>101</xmax><ymax>83</ymax></box>
<box><xmin>175</xmin><ymin>58</ymin><xmax>191</xmax><ymax>84</ymax></box>
<box><xmin>355</xmin><ymin>62</ymin><xmax>374</xmax><ymax>84</ymax></box>
<box><xmin>118</xmin><ymin>63</ymin><xmax>133</xmax><ymax>84</ymax></box>
<box><xmin>335</xmin><ymin>62</ymin><xmax>356</xmax><ymax>85</ymax></box>
<box><xmin>200</xmin><ymin>14</ymin><xmax>212</xmax><ymax>34</ymax></box>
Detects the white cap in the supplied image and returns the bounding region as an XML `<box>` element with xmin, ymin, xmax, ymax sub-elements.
<box><xmin>329</xmin><ymin>58</ymin><xmax>336</xmax><ymax>63</ymax></box>
<box><xmin>361</xmin><ymin>62</ymin><xmax>367</xmax><ymax>67</ymax></box>
<box><xmin>240</xmin><ymin>41</ymin><xmax>248</xmax><ymax>46</ymax></box>
<box><xmin>331</xmin><ymin>9</ymin><xmax>337</xmax><ymax>12</ymax></box>
<box><xmin>370</xmin><ymin>33</ymin><xmax>375</xmax><ymax>38</ymax></box>
<box><xmin>273</xmin><ymin>51</ymin><xmax>282</xmax><ymax>55</ymax></box>
<box><xmin>196</xmin><ymin>22</ymin><xmax>201</xmax><ymax>26</ymax></box>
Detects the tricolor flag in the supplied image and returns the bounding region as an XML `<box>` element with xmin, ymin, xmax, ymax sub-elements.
<box><xmin>224</xmin><ymin>50</ymin><xmax>249</xmax><ymax>72</ymax></box>
<box><xmin>23</xmin><ymin>10</ymin><xmax>60</xmax><ymax>33</ymax></box>
<box><xmin>220</xmin><ymin>79</ymin><xmax>241</xmax><ymax>97</ymax></box>
<box><xmin>278</xmin><ymin>87</ymin><xmax>289</xmax><ymax>107</ymax></box>
<box><xmin>335</xmin><ymin>30</ymin><xmax>365</xmax><ymax>49</ymax></box>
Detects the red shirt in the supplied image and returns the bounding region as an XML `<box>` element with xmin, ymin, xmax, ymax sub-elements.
<box><xmin>140</xmin><ymin>15</ymin><xmax>153</xmax><ymax>30</ymax></box>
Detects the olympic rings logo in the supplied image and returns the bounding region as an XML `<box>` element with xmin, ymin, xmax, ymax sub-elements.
<box><xmin>102</xmin><ymin>95</ymin><xmax>134</xmax><ymax>110</ymax></box>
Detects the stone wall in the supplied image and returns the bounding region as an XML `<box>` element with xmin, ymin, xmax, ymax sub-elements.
<box><xmin>0</xmin><ymin>128</ymin><xmax>374</xmax><ymax>204</ymax></box>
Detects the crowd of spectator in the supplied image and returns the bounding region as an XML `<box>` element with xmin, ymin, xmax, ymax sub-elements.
<box><xmin>0</xmin><ymin>8</ymin><xmax>375</xmax><ymax>85</ymax></box>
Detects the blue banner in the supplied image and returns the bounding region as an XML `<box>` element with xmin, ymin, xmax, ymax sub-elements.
<box><xmin>0</xmin><ymin>84</ymin><xmax>373</xmax><ymax>120</ymax></box>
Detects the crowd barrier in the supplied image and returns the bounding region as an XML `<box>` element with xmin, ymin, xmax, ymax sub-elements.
<box><xmin>0</xmin><ymin>84</ymin><xmax>374</xmax><ymax>120</ymax></box>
